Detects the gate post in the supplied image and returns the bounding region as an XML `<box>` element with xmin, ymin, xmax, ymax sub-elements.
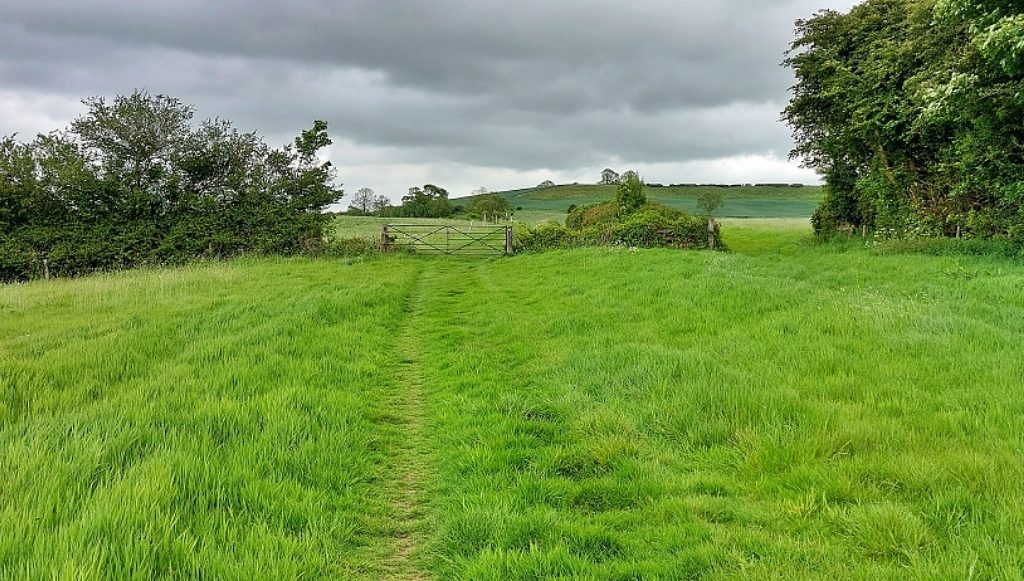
<box><xmin>380</xmin><ymin>224</ymin><xmax>390</xmax><ymax>253</ymax></box>
<box><xmin>506</xmin><ymin>226</ymin><xmax>514</xmax><ymax>256</ymax></box>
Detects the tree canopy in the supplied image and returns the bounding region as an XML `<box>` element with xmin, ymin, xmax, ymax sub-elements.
<box><xmin>349</xmin><ymin>187</ymin><xmax>389</xmax><ymax>215</ymax></box>
<box><xmin>784</xmin><ymin>0</ymin><xmax>1024</xmax><ymax>239</ymax></box>
<box><xmin>615</xmin><ymin>170</ymin><xmax>646</xmax><ymax>212</ymax></box>
<box><xmin>1</xmin><ymin>90</ymin><xmax>342</xmax><ymax>281</ymax></box>
<box><xmin>600</xmin><ymin>169</ymin><xmax>621</xmax><ymax>185</ymax></box>
<box><xmin>378</xmin><ymin>184</ymin><xmax>455</xmax><ymax>218</ymax></box>
<box><xmin>465</xmin><ymin>195</ymin><xmax>512</xmax><ymax>221</ymax></box>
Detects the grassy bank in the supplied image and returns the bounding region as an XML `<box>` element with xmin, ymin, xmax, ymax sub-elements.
<box><xmin>4</xmin><ymin>220</ymin><xmax>1024</xmax><ymax>578</ymax></box>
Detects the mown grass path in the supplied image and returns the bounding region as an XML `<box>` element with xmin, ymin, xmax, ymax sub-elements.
<box><xmin>379</xmin><ymin>265</ymin><xmax>434</xmax><ymax>581</ymax></box>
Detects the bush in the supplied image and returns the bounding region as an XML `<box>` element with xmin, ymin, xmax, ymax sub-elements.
<box><xmin>516</xmin><ymin>209</ymin><xmax>719</xmax><ymax>253</ymax></box>
<box><xmin>671</xmin><ymin>215</ymin><xmax>720</xmax><ymax>249</ymax></box>
<box><xmin>613</xmin><ymin>210</ymin><xmax>671</xmax><ymax>247</ymax></box>
<box><xmin>515</xmin><ymin>222</ymin><xmax>569</xmax><ymax>251</ymax></box>
<box><xmin>581</xmin><ymin>204</ymin><xmax>621</xmax><ymax>229</ymax></box>
<box><xmin>616</xmin><ymin>171</ymin><xmax>646</xmax><ymax>212</ymax></box>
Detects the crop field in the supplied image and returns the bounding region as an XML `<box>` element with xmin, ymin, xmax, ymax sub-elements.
<box><xmin>3</xmin><ymin>220</ymin><xmax>1024</xmax><ymax>579</ymax></box>
<box><xmin>455</xmin><ymin>184</ymin><xmax>824</xmax><ymax>219</ymax></box>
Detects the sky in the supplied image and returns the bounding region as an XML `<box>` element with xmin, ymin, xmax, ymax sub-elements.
<box><xmin>0</xmin><ymin>0</ymin><xmax>860</xmax><ymax>205</ymax></box>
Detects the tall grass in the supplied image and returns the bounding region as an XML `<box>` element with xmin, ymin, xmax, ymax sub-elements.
<box><xmin>411</xmin><ymin>224</ymin><xmax>1024</xmax><ymax>579</ymax></box>
<box><xmin>1</xmin><ymin>257</ymin><xmax>423</xmax><ymax>579</ymax></box>
<box><xmin>4</xmin><ymin>221</ymin><xmax>1024</xmax><ymax>578</ymax></box>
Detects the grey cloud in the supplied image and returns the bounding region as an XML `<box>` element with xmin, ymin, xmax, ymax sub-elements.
<box><xmin>0</xmin><ymin>0</ymin><xmax>859</xmax><ymax>176</ymax></box>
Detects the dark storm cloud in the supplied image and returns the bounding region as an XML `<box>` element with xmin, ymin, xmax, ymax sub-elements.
<box><xmin>0</xmin><ymin>0</ymin><xmax>857</xmax><ymax>175</ymax></box>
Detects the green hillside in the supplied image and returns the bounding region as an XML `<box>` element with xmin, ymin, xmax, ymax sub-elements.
<box><xmin>457</xmin><ymin>184</ymin><xmax>823</xmax><ymax>218</ymax></box>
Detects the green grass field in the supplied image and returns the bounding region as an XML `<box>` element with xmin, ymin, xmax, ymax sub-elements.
<box><xmin>4</xmin><ymin>220</ymin><xmax>1024</xmax><ymax>579</ymax></box>
<box><xmin>454</xmin><ymin>184</ymin><xmax>824</xmax><ymax>219</ymax></box>
<box><xmin>330</xmin><ymin>213</ymin><xmax>558</xmax><ymax>241</ymax></box>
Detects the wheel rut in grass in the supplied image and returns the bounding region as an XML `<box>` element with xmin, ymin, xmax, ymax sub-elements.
<box><xmin>380</xmin><ymin>265</ymin><xmax>436</xmax><ymax>581</ymax></box>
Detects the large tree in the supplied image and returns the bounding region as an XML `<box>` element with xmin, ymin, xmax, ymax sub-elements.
<box><xmin>398</xmin><ymin>184</ymin><xmax>454</xmax><ymax>218</ymax></box>
<box><xmin>465</xmin><ymin>195</ymin><xmax>512</xmax><ymax>221</ymax></box>
<box><xmin>784</xmin><ymin>0</ymin><xmax>1024</xmax><ymax>238</ymax></box>
<box><xmin>599</xmin><ymin>168</ymin><xmax>620</xmax><ymax>185</ymax></box>
<box><xmin>350</xmin><ymin>187</ymin><xmax>377</xmax><ymax>214</ymax></box>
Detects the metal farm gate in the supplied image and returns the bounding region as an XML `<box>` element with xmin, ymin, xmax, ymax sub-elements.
<box><xmin>380</xmin><ymin>224</ymin><xmax>513</xmax><ymax>256</ymax></box>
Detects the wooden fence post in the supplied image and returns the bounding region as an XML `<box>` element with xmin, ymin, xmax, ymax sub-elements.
<box><xmin>380</xmin><ymin>224</ymin><xmax>390</xmax><ymax>253</ymax></box>
<box><xmin>708</xmin><ymin>219</ymin><xmax>716</xmax><ymax>250</ymax></box>
<box><xmin>43</xmin><ymin>257</ymin><xmax>50</xmax><ymax>281</ymax></box>
<box><xmin>506</xmin><ymin>226</ymin><xmax>514</xmax><ymax>256</ymax></box>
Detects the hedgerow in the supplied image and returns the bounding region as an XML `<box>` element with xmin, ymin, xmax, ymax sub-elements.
<box><xmin>0</xmin><ymin>91</ymin><xmax>341</xmax><ymax>282</ymax></box>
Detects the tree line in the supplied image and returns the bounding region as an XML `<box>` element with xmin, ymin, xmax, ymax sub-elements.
<box><xmin>1</xmin><ymin>91</ymin><xmax>341</xmax><ymax>282</ymax></box>
<box><xmin>345</xmin><ymin>184</ymin><xmax>514</xmax><ymax>221</ymax></box>
<box><xmin>785</xmin><ymin>0</ymin><xmax>1024</xmax><ymax>239</ymax></box>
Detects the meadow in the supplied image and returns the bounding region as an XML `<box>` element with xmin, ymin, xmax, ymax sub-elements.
<box><xmin>3</xmin><ymin>220</ymin><xmax>1024</xmax><ymax>579</ymax></box>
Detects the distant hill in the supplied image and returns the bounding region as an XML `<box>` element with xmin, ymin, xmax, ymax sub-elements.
<box><xmin>455</xmin><ymin>184</ymin><xmax>823</xmax><ymax>219</ymax></box>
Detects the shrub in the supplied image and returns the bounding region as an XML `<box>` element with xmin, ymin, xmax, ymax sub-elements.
<box><xmin>580</xmin><ymin>203</ymin><xmax>621</xmax><ymax>229</ymax></box>
<box><xmin>0</xmin><ymin>92</ymin><xmax>340</xmax><ymax>282</ymax></box>
<box><xmin>515</xmin><ymin>222</ymin><xmax>568</xmax><ymax>252</ymax></box>
<box><xmin>613</xmin><ymin>210</ymin><xmax>671</xmax><ymax>247</ymax></box>
<box><xmin>671</xmin><ymin>215</ymin><xmax>720</xmax><ymax>249</ymax></box>
<box><xmin>566</xmin><ymin>204</ymin><xmax>596</xmax><ymax>230</ymax></box>
<box><xmin>616</xmin><ymin>171</ymin><xmax>646</xmax><ymax>212</ymax></box>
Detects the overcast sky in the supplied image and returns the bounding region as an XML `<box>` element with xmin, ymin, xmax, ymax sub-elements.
<box><xmin>0</xmin><ymin>0</ymin><xmax>860</xmax><ymax>204</ymax></box>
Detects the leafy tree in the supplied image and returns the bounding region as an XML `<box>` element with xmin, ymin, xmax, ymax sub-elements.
<box><xmin>399</xmin><ymin>184</ymin><xmax>454</xmax><ymax>218</ymax></box>
<box><xmin>349</xmin><ymin>187</ymin><xmax>378</xmax><ymax>214</ymax></box>
<box><xmin>1</xmin><ymin>91</ymin><xmax>343</xmax><ymax>281</ymax></box>
<box><xmin>465</xmin><ymin>195</ymin><xmax>512</xmax><ymax>221</ymax></box>
<box><xmin>538</xmin><ymin>180</ymin><xmax>556</xmax><ymax>188</ymax></box>
<box><xmin>937</xmin><ymin>0</ymin><xmax>1024</xmax><ymax>75</ymax></box>
<box><xmin>616</xmin><ymin>170</ymin><xmax>646</xmax><ymax>213</ymax></box>
<box><xmin>600</xmin><ymin>168</ymin><xmax>620</xmax><ymax>185</ymax></box>
<box><xmin>371</xmin><ymin>193</ymin><xmax>390</xmax><ymax>214</ymax></box>
<box><xmin>71</xmin><ymin>91</ymin><xmax>192</xmax><ymax>195</ymax></box>
<box><xmin>783</xmin><ymin>0</ymin><xmax>1024</xmax><ymax>237</ymax></box>
<box><xmin>697</xmin><ymin>190</ymin><xmax>724</xmax><ymax>216</ymax></box>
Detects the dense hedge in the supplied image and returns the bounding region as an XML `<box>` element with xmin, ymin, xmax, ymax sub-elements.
<box><xmin>785</xmin><ymin>0</ymin><xmax>1024</xmax><ymax>240</ymax></box>
<box><xmin>516</xmin><ymin>201</ymin><xmax>720</xmax><ymax>252</ymax></box>
<box><xmin>1</xmin><ymin>91</ymin><xmax>341</xmax><ymax>282</ymax></box>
